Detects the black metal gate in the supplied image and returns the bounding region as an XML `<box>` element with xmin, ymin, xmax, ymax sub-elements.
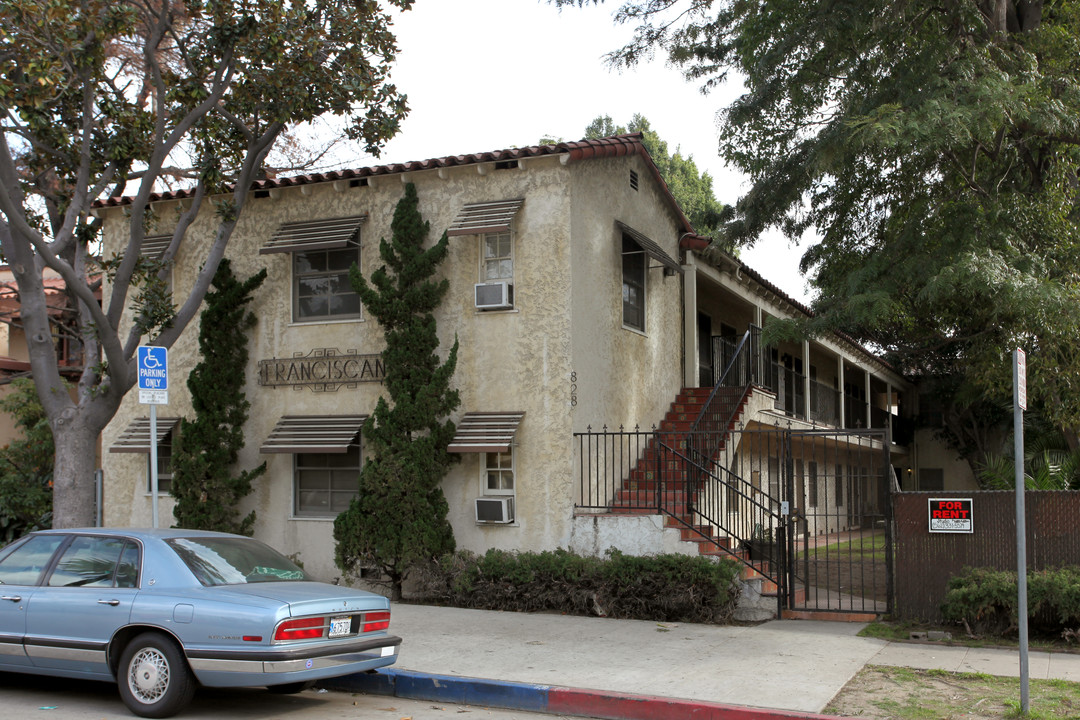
<box><xmin>574</xmin><ymin>421</ymin><xmax>895</xmax><ymax>617</ymax></box>
<box><xmin>780</xmin><ymin>429</ymin><xmax>893</xmax><ymax>615</ymax></box>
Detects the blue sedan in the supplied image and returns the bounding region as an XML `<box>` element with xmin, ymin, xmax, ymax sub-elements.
<box><xmin>0</xmin><ymin>528</ymin><xmax>401</xmax><ymax>717</ymax></box>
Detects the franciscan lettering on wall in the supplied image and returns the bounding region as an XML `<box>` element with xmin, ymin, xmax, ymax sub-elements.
<box><xmin>258</xmin><ymin>348</ymin><xmax>385</xmax><ymax>392</ymax></box>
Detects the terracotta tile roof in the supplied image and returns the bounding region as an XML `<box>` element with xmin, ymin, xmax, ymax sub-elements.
<box><xmin>91</xmin><ymin>134</ymin><xmax>695</xmax><ymax>233</ymax></box>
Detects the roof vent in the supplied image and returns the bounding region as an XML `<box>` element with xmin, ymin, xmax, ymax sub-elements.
<box><xmin>629</xmin><ymin>170</ymin><xmax>639</xmax><ymax>191</ymax></box>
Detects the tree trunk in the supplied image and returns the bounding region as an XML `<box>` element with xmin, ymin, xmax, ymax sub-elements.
<box><xmin>51</xmin><ymin>417</ymin><xmax>103</xmax><ymax>528</ymax></box>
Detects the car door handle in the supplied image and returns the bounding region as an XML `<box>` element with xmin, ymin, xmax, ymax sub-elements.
<box><xmin>97</xmin><ymin>599</ymin><xmax>120</xmax><ymax>606</ymax></box>
<box><xmin>1</xmin><ymin>595</ymin><xmax>21</xmax><ymax>603</ymax></box>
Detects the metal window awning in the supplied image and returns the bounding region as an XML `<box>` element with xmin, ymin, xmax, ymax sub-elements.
<box><xmin>141</xmin><ymin>235</ymin><xmax>172</xmax><ymax>262</ymax></box>
<box><xmin>109</xmin><ymin>417</ymin><xmax>180</xmax><ymax>453</ymax></box>
<box><xmin>260</xmin><ymin>415</ymin><xmax>368</xmax><ymax>453</ymax></box>
<box><xmin>260</xmin><ymin>215</ymin><xmax>367</xmax><ymax>254</ymax></box>
<box><xmin>617</xmin><ymin>222</ymin><xmax>683</xmax><ymax>274</ymax></box>
<box><xmin>447</xmin><ymin>411</ymin><xmax>525</xmax><ymax>453</ymax></box>
<box><xmin>447</xmin><ymin>199</ymin><xmax>524</xmax><ymax>236</ymax></box>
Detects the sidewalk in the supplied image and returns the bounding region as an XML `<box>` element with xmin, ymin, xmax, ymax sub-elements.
<box><xmin>324</xmin><ymin>604</ymin><xmax>1080</xmax><ymax>720</ymax></box>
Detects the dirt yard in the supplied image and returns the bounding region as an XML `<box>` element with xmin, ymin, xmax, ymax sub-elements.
<box><xmin>824</xmin><ymin>665</ymin><xmax>1080</xmax><ymax>719</ymax></box>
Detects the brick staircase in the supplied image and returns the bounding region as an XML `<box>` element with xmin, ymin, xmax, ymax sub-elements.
<box><xmin>604</xmin><ymin>386</ymin><xmax>799</xmax><ymax>615</ymax></box>
<box><xmin>608</xmin><ymin>386</ymin><xmax>750</xmax><ymax>554</ymax></box>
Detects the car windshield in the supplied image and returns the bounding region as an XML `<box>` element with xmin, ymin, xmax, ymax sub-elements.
<box><xmin>167</xmin><ymin>537</ymin><xmax>310</xmax><ymax>586</ymax></box>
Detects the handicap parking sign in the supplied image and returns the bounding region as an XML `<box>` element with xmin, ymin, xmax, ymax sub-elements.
<box><xmin>137</xmin><ymin>346</ymin><xmax>168</xmax><ymax>404</ymax></box>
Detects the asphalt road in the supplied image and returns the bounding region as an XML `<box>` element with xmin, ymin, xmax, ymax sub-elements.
<box><xmin>0</xmin><ymin>671</ymin><xmax>556</xmax><ymax>720</ymax></box>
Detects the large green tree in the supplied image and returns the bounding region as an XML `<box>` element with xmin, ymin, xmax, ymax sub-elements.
<box><xmin>170</xmin><ymin>259</ymin><xmax>266</xmax><ymax>535</ymax></box>
<box><xmin>0</xmin><ymin>0</ymin><xmax>412</xmax><ymax>527</ymax></box>
<box><xmin>334</xmin><ymin>183</ymin><xmax>459</xmax><ymax>601</ymax></box>
<box><xmin>584</xmin><ymin>115</ymin><xmax>727</xmax><ymax>238</ymax></box>
<box><xmin>559</xmin><ymin>0</ymin><xmax>1080</xmax><ymax>462</ymax></box>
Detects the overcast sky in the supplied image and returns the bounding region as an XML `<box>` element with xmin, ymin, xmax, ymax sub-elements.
<box><xmin>340</xmin><ymin>0</ymin><xmax>812</xmax><ymax>303</ymax></box>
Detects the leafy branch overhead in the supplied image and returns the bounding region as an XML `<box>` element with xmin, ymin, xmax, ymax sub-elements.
<box><xmin>0</xmin><ymin>0</ymin><xmax>413</xmax><ymax>527</ymax></box>
<box><xmin>557</xmin><ymin>0</ymin><xmax>1080</xmax><ymax>460</ymax></box>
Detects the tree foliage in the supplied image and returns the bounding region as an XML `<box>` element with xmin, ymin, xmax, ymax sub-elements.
<box><xmin>584</xmin><ymin>114</ymin><xmax>727</xmax><ymax>239</ymax></box>
<box><xmin>334</xmin><ymin>183</ymin><xmax>459</xmax><ymax>600</ymax></box>
<box><xmin>170</xmin><ymin>258</ymin><xmax>266</xmax><ymax>534</ymax></box>
<box><xmin>978</xmin><ymin>411</ymin><xmax>1080</xmax><ymax>490</ymax></box>
<box><xmin>558</xmin><ymin>0</ymin><xmax>1080</xmax><ymax>463</ymax></box>
<box><xmin>0</xmin><ymin>0</ymin><xmax>412</xmax><ymax>526</ymax></box>
<box><xmin>0</xmin><ymin>378</ymin><xmax>55</xmax><ymax>541</ymax></box>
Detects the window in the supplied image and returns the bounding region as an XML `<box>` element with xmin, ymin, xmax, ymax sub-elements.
<box><xmin>293</xmin><ymin>241</ymin><xmax>361</xmax><ymax>321</ymax></box>
<box><xmin>481</xmin><ymin>231</ymin><xmax>513</xmax><ymax>282</ymax></box>
<box><xmin>48</xmin><ymin>536</ymin><xmax>138</xmax><ymax>588</ymax></box>
<box><xmin>168</xmin><ymin>536</ymin><xmax>308</xmax><ymax>586</ymax></box>
<box><xmin>622</xmin><ymin>235</ymin><xmax>646</xmax><ymax>331</ymax></box>
<box><xmin>808</xmin><ymin>461</ymin><xmax>819</xmax><ymax>508</ymax></box>
<box><xmin>147</xmin><ymin>429</ymin><xmax>174</xmax><ymax>494</ymax></box>
<box><xmin>294</xmin><ymin>443</ymin><xmax>361</xmax><ymax>517</ymax></box>
<box><xmin>483</xmin><ymin>449</ymin><xmax>515</xmax><ymax>496</ymax></box>
<box><xmin>0</xmin><ymin>534</ymin><xmax>65</xmax><ymax>585</ymax></box>
<box><xmin>260</xmin><ymin>216</ymin><xmax>366</xmax><ymax>322</ymax></box>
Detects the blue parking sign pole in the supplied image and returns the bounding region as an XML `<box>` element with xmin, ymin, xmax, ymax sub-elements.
<box><xmin>137</xmin><ymin>347</ymin><xmax>169</xmax><ymax>528</ymax></box>
<box><xmin>150</xmin><ymin>407</ymin><xmax>159</xmax><ymax>528</ymax></box>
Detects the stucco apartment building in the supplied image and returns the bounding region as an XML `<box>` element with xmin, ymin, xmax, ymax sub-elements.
<box><xmin>99</xmin><ymin>134</ymin><xmax>971</xmax><ymax>582</ymax></box>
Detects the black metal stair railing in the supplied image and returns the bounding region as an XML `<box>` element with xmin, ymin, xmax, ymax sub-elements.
<box><xmin>685</xmin><ymin>328</ymin><xmax>758</xmax><ymax>515</ymax></box>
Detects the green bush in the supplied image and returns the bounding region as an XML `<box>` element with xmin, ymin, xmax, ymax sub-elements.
<box><xmin>417</xmin><ymin>548</ymin><xmax>741</xmax><ymax>624</ymax></box>
<box><xmin>941</xmin><ymin>566</ymin><xmax>1080</xmax><ymax>638</ymax></box>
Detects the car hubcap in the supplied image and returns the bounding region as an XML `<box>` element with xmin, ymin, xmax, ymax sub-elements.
<box><xmin>128</xmin><ymin>647</ymin><xmax>169</xmax><ymax>703</ymax></box>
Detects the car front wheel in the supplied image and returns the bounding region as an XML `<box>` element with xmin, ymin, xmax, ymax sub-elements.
<box><xmin>117</xmin><ymin>632</ymin><xmax>196</xmax><ymax>718</ymax></box>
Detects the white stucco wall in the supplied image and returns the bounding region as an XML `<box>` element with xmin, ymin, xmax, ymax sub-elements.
<box><xmin>569</xmin><ymin>156</ymin><xmax>685</xmax><ymax>436</ymax></box>
<box><xmin>101</xmin><ymin>150</ymin><xmax>693</xmax><ymax>580</ymax></box>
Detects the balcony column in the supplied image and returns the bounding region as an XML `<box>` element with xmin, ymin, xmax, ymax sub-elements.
<box><xmin>683</xmin><ymin>254</ymin><xmax>698</xmax><ymax>387</ymax></box>
<box><xmin>837</xmin><ymin>357</ymin><xmax>846</xmax><ymax>428</ymax></box>
<box><xmin>865</xmin><ymin>370</ymin><xmax>872</xmax><ymax>428</ymax></box>
<box><xmin>886</xmin><ymin>380</ymin><xmax>893</xmax><ymax>436</ymax></box>
<box><xmin>803</xmin><ymin>339</ymin><xmax>811</xmax><ymax>422</ymax></box>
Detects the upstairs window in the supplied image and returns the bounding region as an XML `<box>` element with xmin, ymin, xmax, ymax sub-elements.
<box><xmin>482</xmin><ymin>231</ymin><xmax>514</xmax><ymax>282</ymax></box>
<box><xmin>260</xmin><ymin>216</ymin><xmax>366</xmax><ymax>323</ymax></box>
<box><xmin>622</xmin><ymin>235</ymin><xmax>646</xmax><ymax>332</ymax></box>
<box><xmin>616</xmin><ymin>222</ymin><xmax>682</xmax><ymax>334</ymax></box>
<box><xmin>293</xmin><ymin>244</ymin><xmax>361</xmax><ymax>321</ymax></box>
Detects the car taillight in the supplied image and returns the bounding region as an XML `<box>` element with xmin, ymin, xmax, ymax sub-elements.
<box><xmin>274</xmin><ymin>617</ymin><xmax>324</xmax><ymax>641</ymax></box>
<box><xmin>362</xmin><ymin>611</ymin><xmax>390</xmax><ymax>633</ymax></box>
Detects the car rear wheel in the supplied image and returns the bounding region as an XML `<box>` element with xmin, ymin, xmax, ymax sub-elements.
<box><xmin>117</xmin><ymin>632</ymin><xmax>196</xmax><ymax>718</ymax></box>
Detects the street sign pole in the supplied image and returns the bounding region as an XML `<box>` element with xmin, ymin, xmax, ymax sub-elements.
<box><xmin>137</xmin><ymin>346</ymin><xmax>169</xmax><ymax>529</ymax></box>
<box><xmin>1014</xmin><ymin>348</ymin><xmax>1029</xmax><ymax>713</ymax></box>
<box><xmin>150</xmin><ymin>404</ymin><xmax>159</xmax><ymax>529</ymax></box>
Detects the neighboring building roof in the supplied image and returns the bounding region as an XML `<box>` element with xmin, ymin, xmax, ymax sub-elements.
<box><xmin>0</xmin><ymin>266</ymin><xmax>71</xmax><ymax>319</ymax></box>
<box><xmin>0</xmin><ymin>265</ymin><xmax>101</xmax><ymax>377</ymax></box>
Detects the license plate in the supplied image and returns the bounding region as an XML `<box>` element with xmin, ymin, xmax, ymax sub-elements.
<box><xmin>329</xmin><ymin>615</ymin><xmax>352</xmax><ymax>638</ymax></box>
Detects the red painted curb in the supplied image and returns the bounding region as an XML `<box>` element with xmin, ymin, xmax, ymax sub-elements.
<box><xmin>548</xmin><ymin>686</ymin><xmax>853</xmax><ymax>720</ymax></box>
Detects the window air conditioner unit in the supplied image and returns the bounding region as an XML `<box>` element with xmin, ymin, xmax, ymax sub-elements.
<box><xmin>474</xmin><ymin>281</ymin><xmax>514</xmax><ymax>310</ymax></box>
<box><xmin>475</xmin><ymin>496</ymin><xmax>514</xmax><ymax>524</ymax></box>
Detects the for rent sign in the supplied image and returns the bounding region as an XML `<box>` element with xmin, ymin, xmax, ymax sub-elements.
<box><xmin>928</xmin><ymin>498</ymin><xmax>973</xmax><ymax>534</ymax></box>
